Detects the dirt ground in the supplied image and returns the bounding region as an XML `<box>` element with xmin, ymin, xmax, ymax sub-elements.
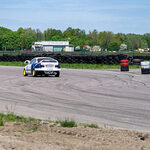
<box><xmin>0</xmin><ymin>121</ymin><xmax>150</xmax><ymax>150</ymax></box>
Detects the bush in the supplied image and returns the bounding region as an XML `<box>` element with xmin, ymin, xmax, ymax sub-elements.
<box><xmin>86</xmin><ymin>124</ymin><xmax>99</xmax><ymax>128</ymax></box>
<box><xmin>0</xmin><ymin>113</ymin><xmax>35</xmax><ymax>123</ymax></box>
<box><xmin>56</xmin><ymin>120</ymin><xmax>77</xmax><ymax>128</ymax></box>
<box><xmin>0</xmin><ymin>119</ymin><xmax>4</xmax><ymax>126</ymax></box>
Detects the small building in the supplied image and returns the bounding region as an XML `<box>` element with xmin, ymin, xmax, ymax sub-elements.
<box><xmin>91</xmin><ymin>45</ymin><xmax>101</xmax><ymax>52</ymax></box>
<box><xmin>32</xmin><ymin>41</ymin><xmax>74</xmax><ymax>52</ymax></box>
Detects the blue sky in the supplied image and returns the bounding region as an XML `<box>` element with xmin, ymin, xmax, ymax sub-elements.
<box><xmin>0</xmin><ymin>0</ymin><xmax>150</xmax><ymax>34</ymax></box>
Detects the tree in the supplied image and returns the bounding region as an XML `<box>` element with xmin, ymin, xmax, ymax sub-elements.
<box><xmin>44</xmin><ymin>28</ymin><xmax>62</xmax><ymax>41</ymax></box>
<box><xmin>87</xmin><ymin>30</ymin><xmax>98</xmax><ymax>46</ymax></box>
<box><xmin>98</xmin><ymin>31</ymin><xmax>113</xmax><ymax>50</ymax></box>
<box><xmin>36</xmin><ymin>29</ymin><xmax>43</xmax><ymax>41</ymax></box>
<box><xmin>63</xmin><ymin>27</ymin><xmax>87</xmax><ymax>47</ymax></box>
<box><xmin>108</xmin><ymin>41</ymin><xmax>120</xmax><ymax>51</ymax></box>
<box><xmin>0</xmin><ymin>26</ymin><xmax>149</xmax><ymax>52</ymax></box>
<box><xmin>144</xmin><ymin>33</ymin><xmax>150</xmax><ymax>48</ymax></box>
<box><xmin>116</xmin><ymin>33</ymin><xmax>126</xmax><ymax>43</ymax></box>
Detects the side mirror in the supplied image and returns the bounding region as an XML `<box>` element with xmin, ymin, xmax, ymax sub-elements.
<box><xmin>24</xmin><ymin>60</ymin><xmax>30</xmax><ymax>65</ymax></box>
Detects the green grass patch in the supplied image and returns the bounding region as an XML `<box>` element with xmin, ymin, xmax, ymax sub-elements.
<box><xmin>82</xmin><ymin>123</ymin><xmax>99</xmax><ymax>128</ymax></box>
<box><xmin>61</xmin><ymin>63</ymin><xmax>141</xmax><ymax>69</ymax></box>
<box><xmin>0</xmin><ymin>61</ymin><xmax>25</xmax><ymax>67</ymax></box>
<box><xmin>0</xmin><ymin>119</ymin><xmax>4</xmax><ymax>126</ymax></box>
<box><xmin>56</xmin><ymin>120</ymin><xmax>77</xmax><ymax>128</ymax></box>
<box><xmin>0</xmin><ymin>112</ymin><xmax>100</xmax><ymax>129</ymax></box>
<box><xmin>128</xmin><ymin>65</ymin><xmax>141</xmax><ymax>69</ymax></box>
<box><xmin>0</xmin><ymin>113</ymin><xmax>35</xmax><ymax>123</ymax></box>
<box><xmin>61</xmin><ymin>63</ymin><xmax>121</xmax><ymax>69</ymax></box>
<box><xmin>0</xmin><ymin>61</ymin><xmax>141</xmax><ymax>69</ymax></box>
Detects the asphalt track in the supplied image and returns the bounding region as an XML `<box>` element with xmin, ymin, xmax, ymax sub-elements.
<box><xmin>0</xmin><ymin>66</ymin><xmax>150</xmax><ymax>131</ymax></box>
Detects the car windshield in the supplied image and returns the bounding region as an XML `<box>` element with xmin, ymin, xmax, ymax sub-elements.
<box><xmin>37</xmin><ymin>58</ymin><xmax>57</xmax><ymax>63</ymax></box>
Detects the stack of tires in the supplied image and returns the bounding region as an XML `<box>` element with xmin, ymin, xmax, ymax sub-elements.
<box><xmin>141</xmin><ymin>61</ymin><xmax>150</xmax><ymax>74</ymax></box>
<box><xmin>133</xmin><ymin>59</ymin><xmax>141</xmax><ymax>65</ymax></box>
<box><xmin>121</xmin><ymin>60</ymin><xmax>129</xmax><ymax>71</ymax></box>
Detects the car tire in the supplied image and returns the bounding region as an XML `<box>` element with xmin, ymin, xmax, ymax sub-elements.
<box><xmin>55</xmin><ymin>71</ymin><xmax>60</xmax><ymax>77</ymax></box>
<box><xmin>32</xmin><ymin>69</ymin><xmax>37</xmax><ymax>77</ymax></box>
<box><xmin>23</xmin><ymin>69</ymin><xmax>28</xmax><ymax>76</ymax></box>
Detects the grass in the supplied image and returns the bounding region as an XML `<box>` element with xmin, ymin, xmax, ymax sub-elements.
<box><xmin>0</xmin><ymin>113</ymin><xmax>35</xmax><ymax>124</ymax></box>
<box><xmin>81</xmin><ymin>123</ymin><xmax>99</xmax><ymax>128</ymax></box>
<box><xmin>56</xmin><ymin>120</ymin><xmax>77</xmax><ymax>128</ymax></box>
<box><xmin>0</xmin><ymin>120</ymin><xmax>4</xmax><ymax>126</ymax></box>
<box><xmin>0</xmin><ymin>113</ymin><xmax>100</xmax><ymax>129</ymax></box>
<box><xmin>0</xmin><ymin>61</ymin><xmax>141</xmax><ymax>69</ymax></box>
<box><xmin>61</xmin><ymin>63</ymin><xmax>141</xmax><ymax>69</ymax></box>
<box><xmin>0</xmin><ymin>61</ymin><xmax>24</xmax><ymax>67</ymax></box>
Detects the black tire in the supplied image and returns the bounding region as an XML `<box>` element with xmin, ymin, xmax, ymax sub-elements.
<box><xmin>23</xmin><ymin>69</ymin><xmax>28</xmax><ymax>76</ymax></box>
<box><xmin>38</xmin><ymin>71</ymin><xmax>44</xmax><ymax>76</ymax></box>
<box><xmin>55</xmin><ymin>71</ymin><xmax>60</xmax><ymax>77</ymax></box>
<box><xmin>32</xmin><ymin>69</ymin><xmax>37</xmax><ymax>77</ymax></box>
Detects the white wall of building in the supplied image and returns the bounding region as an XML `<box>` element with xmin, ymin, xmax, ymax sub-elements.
<box><xmin>32</xmin><ymin>41</ymin><xmax>73</xmax><ymax>52</ymax></box>
<box><xmin>34</xmin><ymin>41</ymin><xmax>69</xmax><ymax>46</ymax></box>
<box><xmin>65</xmin><ymin>46</ymin><xmax>74</xmax><ymax>52</ymax></box>
<box><xmin>43</xmin><ymin>46</ymin><xmax>53</xmax><ymax>52</ymax></box>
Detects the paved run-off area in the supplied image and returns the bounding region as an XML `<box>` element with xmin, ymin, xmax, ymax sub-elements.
<box><xmin>0</xmin><ymin>66</ymin><xmax>150</xmax><ymax>132</ymax></box>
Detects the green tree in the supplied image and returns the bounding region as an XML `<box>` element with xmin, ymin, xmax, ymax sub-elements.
<box><xmin>98</xmin><ymin>31</ymin><xmax>113</xmax><ymax>50</ymax></box>
<box><xmin>36</xmin><ymin>29</ymin><xmax>43</xmax><ymax>41</ymax></box>
<box><xmin>108</xmin><ymin>41</ymin><xmax>120</xmax><ymax>51</ymax></box>
<box><xmin>44</xmin><ymin>28</ymin><xmax>62</xmax><ymax>41</ymax></box>
<box><xmin>17</xmin><ymin>28</ymin><xmax>37</xmax><ymax>49</ymax></box>
<box><xmin>87</xmin><ymin>30</ymin><xmax>98</xmax><ymax>46</ymax></box>
<box><xmin>144</xmin><ymin>33</ymin><xmax>150</xmax><ymax>48</ymax></box>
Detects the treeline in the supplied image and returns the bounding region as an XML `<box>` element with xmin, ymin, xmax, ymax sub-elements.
<box><xmin>0</xmin><ymin>26</ymin><xmax>150</xmax><ymax>51</ymax></box>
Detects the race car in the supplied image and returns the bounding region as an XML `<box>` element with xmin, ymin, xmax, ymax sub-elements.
<box><xmin>23</xmin><ymin>57</ymin><xmax>61</xmax><ymax>77</ymax></box>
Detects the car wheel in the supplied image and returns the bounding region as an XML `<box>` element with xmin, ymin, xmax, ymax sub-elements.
<box><xmin>55</xmin><ymin>71</ymin><xmax>60</xmax><ymax>77</ymax></box>
<box><xmin>32</xmin><ymin>69</ymin><xmax>37</xmax><ymax>77</ymax></box>
<box><xmin>23</xmin><ymin>69</ymin><xmax>28</xmax><ymax>76</ymax></box>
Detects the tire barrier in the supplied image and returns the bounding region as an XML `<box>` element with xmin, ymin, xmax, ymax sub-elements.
<box><xmin>0</xmin><ymin>54</ymin><xmax>127</xmax><ymax>64</ymax></box>
<box><xmin>131</xmin><ymin>55</ymin><xmax>150</xmax><ymax>61</ymax></box>
<box><xmin>132</xmin><ymin>59</ymin><xmax>142</xmax><ymax>65</ymax></box>
<box><xmin>120</xmin><ymin>60</ymin><xmax>129</xmax><ymax>71</ymax></box>
<box><xmin>1</xmin><ymin>53</ymin><xmax>150</xmax><ymax>65</ymax></box>
<box><xmin>141</xmin><ymin>61</ymin><xmax>150</xmax><ymax>74</ymax></box>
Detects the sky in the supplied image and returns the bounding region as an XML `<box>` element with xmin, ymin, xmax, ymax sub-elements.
<box><xmin>0</xmin><ymin>0</ymin><xmax>150</xmax><ymax>34</ymax></box>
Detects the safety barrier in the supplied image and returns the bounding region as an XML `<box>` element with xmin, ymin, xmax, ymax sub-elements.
<box><xmin>120</xmin><ymin>60</ymin><xmax>129</xmax><ymax>71</ymax></box>
<box><xmin>0</xmin><ymin>54</ymin><xmax>127</xmax><ymax>64</ymax></box>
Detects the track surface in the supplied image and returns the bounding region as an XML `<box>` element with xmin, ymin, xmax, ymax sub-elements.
<box><xmin>0</xmin><ymin>66</ymin><xmax>150</xmax><ymax>131</ymax></box>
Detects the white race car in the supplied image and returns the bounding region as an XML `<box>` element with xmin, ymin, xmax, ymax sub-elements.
<box><xmin>23</xmin><ymin>57</ymin><xmax>61</xmax><ymax>77</ymax></box>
